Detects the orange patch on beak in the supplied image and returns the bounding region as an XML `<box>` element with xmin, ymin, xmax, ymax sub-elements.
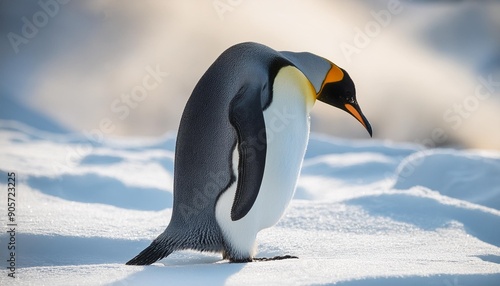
<box><xmin>345</xmin><ymin>103</ymin><xmax>369</xmax><ymax>130</ymax></box>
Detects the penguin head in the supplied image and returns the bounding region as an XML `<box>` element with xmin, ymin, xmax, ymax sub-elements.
<box><xmin>280</xmin><ymin>51</ymin><xmax>372</xmax><ymax>137</ymax></box>
<box><xmin>317</xmin><ymin>65</ymin><xmax>372</xmax><ymax>137</ymax></box>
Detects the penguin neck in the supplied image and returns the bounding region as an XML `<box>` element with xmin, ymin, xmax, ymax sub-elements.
<box><xmin>277</xmin><ymin>66</ymin><xmax>316</xmax><ymax>113</ymax></box>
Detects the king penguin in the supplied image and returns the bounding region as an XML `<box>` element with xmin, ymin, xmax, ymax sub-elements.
<box><xmin>126</xmin><ymin>42</ymin><xmax>372</xmax><ymax>265</ymax></box>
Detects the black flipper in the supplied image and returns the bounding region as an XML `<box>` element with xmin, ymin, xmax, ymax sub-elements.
<box><xmin>229</xmin><ymin>84</ymin><xmax>267</xmax><ymax>221</ymax></box>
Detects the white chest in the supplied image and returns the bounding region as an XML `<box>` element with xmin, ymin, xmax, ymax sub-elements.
<box><xmin>215</xmin><ymin>66</ymin><xmax>315</xmax><ymax>257</ymax></box>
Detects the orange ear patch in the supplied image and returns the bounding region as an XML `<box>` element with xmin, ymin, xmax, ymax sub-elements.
<box><xmin>318</xmin><ymin>64</ymin><xmax>344</xmax><ymax>96</ymax></box>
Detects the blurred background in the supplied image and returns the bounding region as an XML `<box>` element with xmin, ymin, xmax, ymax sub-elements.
<box><xmin>1</xmin><ymin>0</ymin><xmax>499</xmax><ymax>149</ymax></box>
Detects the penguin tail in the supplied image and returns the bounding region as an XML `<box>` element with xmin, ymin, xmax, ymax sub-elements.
<box><xmin>126</xmin><ymin>239</ymin><xmax>174</xmax><ymax>265</ymax></box>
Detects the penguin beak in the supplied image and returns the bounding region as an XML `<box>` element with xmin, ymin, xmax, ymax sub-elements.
<box><xmin>344</xmin><ymin>103</ymin><xmax>372</xmax><ymax>137</ymax></box>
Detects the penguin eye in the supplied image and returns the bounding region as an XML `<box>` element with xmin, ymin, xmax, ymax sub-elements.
<box><xmin>344</xmin><ymin>91</ymin><xmax>355</xmax><ymax>103</ymax></box>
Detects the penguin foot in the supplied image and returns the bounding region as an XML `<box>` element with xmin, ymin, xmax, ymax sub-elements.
<box><xmin>253</xmin><ymin>255</ymin><xmax>298</xmax><ymax>261</ymax></box>
<box><xmin>228</xmin><ymin>257</ymin><xmax>253</xmax><ymax>263</ymax></box>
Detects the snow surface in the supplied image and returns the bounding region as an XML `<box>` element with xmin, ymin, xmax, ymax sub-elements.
<box><xmin>1</xmin><ymin>119</ymin><xmax>500</xmax><ymax>285</ymax></box>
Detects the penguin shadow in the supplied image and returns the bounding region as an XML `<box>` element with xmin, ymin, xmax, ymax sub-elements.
<box><xmin>27</xmin><ymin>173</ymin><xmax>172</xmax><ymax>211</ymax></box>
<box><xmin>115</xmin><ymin>251</ymin><xmax>245</xmax><ymax>285</ymax></box>
<box><xmin>4</xmin><ymin>232</ymin><xmax>245</xmax><ymax>286</ymax></box>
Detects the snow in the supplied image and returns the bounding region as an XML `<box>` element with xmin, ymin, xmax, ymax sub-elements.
<box><xmin>1</xmin><ymin>118</ymin><xmax>500</xmax><ymax>286</ymax></box>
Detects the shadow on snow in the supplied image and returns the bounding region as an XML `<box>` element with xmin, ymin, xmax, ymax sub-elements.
<box><xmin>28</xmin><ymin>173</ymin><xmax>172</xmax><ymax>211</ymax></box>
<box><xmin>346</xmin><ymin>191</ymin><xmax>500</xmax><ymax>247</ymax></box>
